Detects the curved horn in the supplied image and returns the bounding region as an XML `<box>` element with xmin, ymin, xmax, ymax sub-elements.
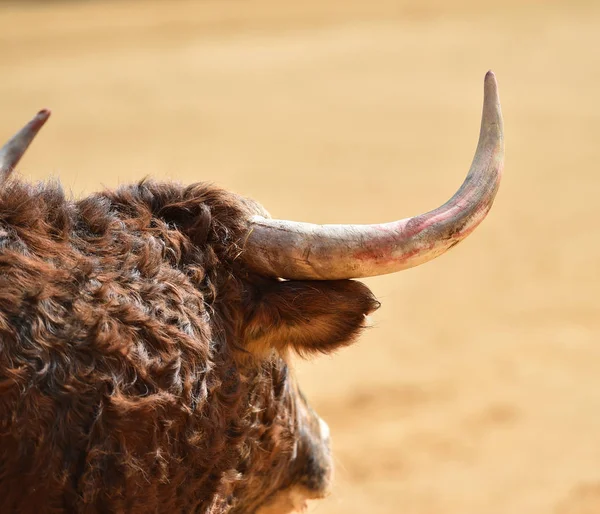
<box><xmin>243</xmin><ymin>71</ymin><xmax>504</xmax><ymax>280</ymax></box>
<box><xmin>0</xmin><ymin>109</ymin><xmax>51</xmax><ymax>184</ymax></box>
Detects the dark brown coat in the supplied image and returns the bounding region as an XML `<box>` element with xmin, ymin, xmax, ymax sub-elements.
<box><xmin>0</xmin><ymin>179</ymin><xmax>378</xmax><ymax>513</ymax></box>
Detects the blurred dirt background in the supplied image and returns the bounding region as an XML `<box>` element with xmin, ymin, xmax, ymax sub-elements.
<box><xmin>1</xmin><ymin>1</ymin><xmax>599</xmax><ymax>513</ymax></box>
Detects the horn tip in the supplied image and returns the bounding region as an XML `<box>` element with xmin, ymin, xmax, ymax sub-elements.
<box><xmin>34</xmin><ymin>109</ymin><xmax>51</xmax><ymax>126</ymax></box>
<box><xmin>482</xmin><ymin>71</ymin><xmax>502</xmax><ymax>125</ymax></box>
<box><xmin>484</xmin><ymin>70</ymin><xmax>499</xmax><ymax>94</ymax></box>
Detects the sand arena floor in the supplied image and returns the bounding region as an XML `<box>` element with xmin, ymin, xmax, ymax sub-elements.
<box><xmin>1</xmin><ymin>1</ymin><xmax>599</xmax><ymax>512</ymax></box>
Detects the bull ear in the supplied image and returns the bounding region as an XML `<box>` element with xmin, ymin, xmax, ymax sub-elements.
<box><xmin>243</xmin><ymin>279</ymin><xmax>380</xmax><ymax>357</ymax></box>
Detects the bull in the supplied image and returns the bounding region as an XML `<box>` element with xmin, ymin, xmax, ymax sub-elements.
<box><xmin>0</xmin><ymin>72</ymin><xmax>503</xmax><ymax>513</ymax></box>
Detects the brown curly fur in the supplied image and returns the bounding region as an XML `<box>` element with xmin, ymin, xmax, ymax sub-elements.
<box><xmin>0</xmin><ymin>178</ymin><xmax>379</xmax><ymax>513</ymax></box>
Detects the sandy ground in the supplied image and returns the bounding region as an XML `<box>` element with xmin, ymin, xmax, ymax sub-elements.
<box><xmin>1</xmin><ymin>1</ymin><xmax>600</xmax><ymax>513</ymax></box>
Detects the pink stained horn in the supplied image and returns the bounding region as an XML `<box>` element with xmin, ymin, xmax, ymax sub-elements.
<box><xmin>242</xmin><ymin>71</ymin><xmax>504</xmax><ymax>280</ymax></box>
<box><xmin>0</xmin><ymin>109</ymin><xmax>51</xmax><ymax>184</ymax></box>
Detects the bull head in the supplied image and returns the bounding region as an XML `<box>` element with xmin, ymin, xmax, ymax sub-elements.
<box><xmin>0</xmin><ymin>72</ymin><xmax>503</xmax><ymax>513</ymax></box>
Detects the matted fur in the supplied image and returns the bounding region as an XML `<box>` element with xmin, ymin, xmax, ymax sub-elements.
<box><xmin>0</xmin><ymin>179</ymin><xmax>378</xmax><ymax>513</ymax></box>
